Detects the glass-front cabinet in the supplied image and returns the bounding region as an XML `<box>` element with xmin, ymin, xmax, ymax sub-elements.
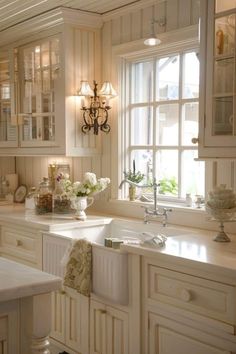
<box><xmin>0</xmin><ymin>50</ymin><xmax>17</xmax><ymax>147</ymax></box>
<box><xmin>18</xmin><ymin>36</ymin><xmax>62</xmax><ymax>147</ymax></box>
<box><xmin>199</xmin><ymin>0</ymin><xmax>236</xmax><ymax>158</ymax></box>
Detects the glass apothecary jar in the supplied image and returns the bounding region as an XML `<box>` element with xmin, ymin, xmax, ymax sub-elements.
<box><xmin>35</xmin><ymin>177</ymin><xmax>52</xmax><ymax>214</ymax></box>
<box><xmin>53</xmin><ymin>182</ymin><xmax>73</xmax><ymax>214</ymax></box>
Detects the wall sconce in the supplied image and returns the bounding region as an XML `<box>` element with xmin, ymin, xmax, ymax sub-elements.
<box><xmin>77</xmin><ymin>80</ymin><xmax>117</xmax><ymax>135</ymax></box>
<box><xmin>144</xmin><ymin>17</ymin><xmax>166</xmax><ymax>46</ymax></box>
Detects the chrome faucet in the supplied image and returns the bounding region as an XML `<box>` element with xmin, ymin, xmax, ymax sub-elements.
<box><xmin>119</xmin><ymin>177</ymin><xmax>172</xmax><ymax>226</ymax></box>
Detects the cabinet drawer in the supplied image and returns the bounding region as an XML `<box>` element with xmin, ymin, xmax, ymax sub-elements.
<box><xmin>0</xmin><ymin>226</ymin><xmax>42</xmax><ymax>269</ymax></box>
<box><xmin>148</xmin><ymin>265</ymin><xmax>236</xmax><ymax>325</ymax></box>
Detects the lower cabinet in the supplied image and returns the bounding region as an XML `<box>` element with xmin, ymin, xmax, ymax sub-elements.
<box><xmin>51</xmin><ymin>287</ymin><xmax>89</xmax><ymax>354</ymax></box>
<box><xmin>0</xmin><ymin>300</ymin><xmax>19</xmax><ymax>354</ymax></box>
<box><xmin>148</xmin><ymin>312</ymin><xmax>234</xmax><ymax>354</ymax></box>
<box><xmin>90</xmin><ymin>299</ymin><xmax>129</xmax><ymax>354</ymax></box>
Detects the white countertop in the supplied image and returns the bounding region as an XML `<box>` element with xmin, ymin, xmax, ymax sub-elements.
<box><xmin>121</xmin><ymin>229</ymin><xmax>236</xmax><ymax>278</ymax></box>
<box><xmin>0</xmin><ymin>257</ymin><xmax>61</xmax><ymax>302</ymax></box>
<box><xmin>0</xmin><ymin>204</ymin><xmax>112</xmax><ymax>231</ymax></box>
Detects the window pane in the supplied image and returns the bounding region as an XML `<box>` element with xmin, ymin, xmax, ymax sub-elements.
<box><xmin>183</xmin><ymin>52</ymin><xmax>199</xmax><ymax>98</ymax></box>
<box><xmin>156</xmin><ymin>104</ymin><xmax>179</xmax><ymax>145</ymax></box>
<box><xmin>156</xmin><ymin>150</ymin><xmax>178</xmax><ymax>196</ymax></box>
<box><xmin>131</xmin><ymin>61</ymin><xmax>153</xmax><ymax>103</ymax></box>
<box><xmin>182</xmin><ymin>102</ymin><xmax>199</xmax><ymax>145</ymax></box>
<box><xmin>131</xmin><ymin>107</ymin><xmax>153</xmax><ymax>145</ymax></box>
<box><xmin>157</xmin><ymin>55</ymin><xmax>179</xmax><ymax>101</ymax></box>
<box><xmin>131</xmin><ymin>150</ymin><xmax>153</xmax><ymax>182</ymax></box>
<box><xmin>182</xmin><ymin>150</ymin><xmax>205</xmax><ymax>198</ymax></box>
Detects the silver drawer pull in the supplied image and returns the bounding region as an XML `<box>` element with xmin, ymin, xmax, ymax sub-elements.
<box><xmin>180</xmin><ymin>289</ymin><xmax>192</xmax><ymax>302</ymax></box>
<box><xmin>16</xmin><ymin>239</ymin><xmax>23</xmax><ymax>246</ymax></box>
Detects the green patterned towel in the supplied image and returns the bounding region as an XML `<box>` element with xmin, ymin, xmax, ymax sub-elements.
<box><xmin>63</xmin><ymin>239</ymin><xmax>92</xmax><ymax>297</ymax></box>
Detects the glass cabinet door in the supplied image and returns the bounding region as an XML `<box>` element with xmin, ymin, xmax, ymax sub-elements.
<box><xmin>205</xmin><ymin>0</ymin><xmax>236</xmax><ymax>147</ymax></box>
<box><xmin>0</xmin><ymin>51</ymin><xmax>17</xmax><ymax>147</ymax></box>
<box><xmin>19</xmin><ymin>36</ymin><xmax>60</xmax><ymax>147</ymax></box>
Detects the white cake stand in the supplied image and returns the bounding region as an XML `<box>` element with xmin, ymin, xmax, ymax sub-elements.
<box><xmin>206</xmin><ymin>206</ymin><xmax>236</xmax><ymax>242</ymax></box>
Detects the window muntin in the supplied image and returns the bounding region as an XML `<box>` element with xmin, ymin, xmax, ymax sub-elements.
<box><xmin>124</xmin><ymin>49</ymin><xmax>204</xmax><ymax>200</ymax></box>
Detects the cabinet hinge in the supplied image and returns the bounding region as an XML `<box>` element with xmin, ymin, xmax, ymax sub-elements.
<box><xmin>148</xmin><ymin>317</ymin><xmax>150</xmax><ymax>330</ymax></box>
<box><xmin>204</xmin><ymin>113</ymin><xmax>206</xmax><ymax>128</ymax></box>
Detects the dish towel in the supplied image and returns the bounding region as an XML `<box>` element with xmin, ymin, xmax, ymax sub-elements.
<box><xmin>63</xmin><ymin>238</ymin><xmax>92</xmax><ymax>297</ymax></box>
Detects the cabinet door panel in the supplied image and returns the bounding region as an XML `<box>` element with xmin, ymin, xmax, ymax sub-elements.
<box><xmin>106</xmin><ymin>306</ymin><xmax>129</xmax><ymax>354</ymax></box>
<box><xmin>50</xmin><ymin>291</ymin><xmax>66</xmax><ymax>344</ymax></box>
<box><xmin>149</xmin><ymin>312</ymin><xmax>233</xmax><ymax>354</ymax></box>
<box><xmin>90</xmin><ymin>300</ymin><xmax>107</xmax><ymax>354</ymax></box>
<box><xmin>65</xmin><ymin>288</ymin><xmax>89</xmax><ymax>354</ymax></box>
<box><xmin>158</xmin><ymin>327</ymin><xmax>229</xmax><ymax>354</ymax></box>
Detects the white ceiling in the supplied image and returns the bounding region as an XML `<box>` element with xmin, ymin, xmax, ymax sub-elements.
<box><xmin>0</xmin><ymin>0</ymin><xmax>140</xmax><ymax>32</ymax></box>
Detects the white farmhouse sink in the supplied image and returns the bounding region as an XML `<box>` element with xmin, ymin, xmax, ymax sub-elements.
<box><xmin>91</xmin><ymin>218</ymin><xmax>196</xmax><ymax>305</ymax></box>
<box><xmin>49</xmin><ymin>217</ymin><xmax>197</xmax><ymax>305</ymax></box>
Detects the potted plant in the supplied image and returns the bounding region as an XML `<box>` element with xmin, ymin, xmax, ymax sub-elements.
<box><xmin>124</xmin><ymin>160</ymin><xmax>144</xmax><ymax>201</ymax></box>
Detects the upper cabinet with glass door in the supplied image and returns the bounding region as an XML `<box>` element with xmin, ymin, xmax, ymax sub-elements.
<box><xmin>18</xmin><ymin>36</ymin><xmax>63</xmax><ymax>149</ymax></box>
<box><xmin>0</xmin><ymin>8</ymin><xmax>103</xmax><ymax>156</ymax></box>
<box><xmin>199</xmin><ymin>0</ymin><xmax>236</xmax><ymax>158</ymax></box>
<box><xmin>0</xmin><ymin>50</ymin><xmax>18</xmax><ymax>148</ymax></box>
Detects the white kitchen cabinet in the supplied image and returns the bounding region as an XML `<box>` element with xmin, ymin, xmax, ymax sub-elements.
<box><xmin>148</xmin><ymin>312</ymin><xmax>233</xmax><ymax>354</ymax></box>
<box><xmin>198</xmin><ymin>0</ymin><xmax>236</xmax><ymax>158</ymax></box>
<box><xmin>90</xmin><ymin>299</ymin><xmax>129</xmax><ymax>354</ymax></box>
<box><xmin>43</xmin><ymin>233</ymin><xmax>89</xmax><ymax>354</ymax></box>
<box><xmin>0</xmin><ymin>223</ymin><xmax>42</xmax><ymax>269</ymax></box>
<box><xmin>0</xmin><ymin>8</ymin><xmax>102</xmax><ymax>156</ymax></box>
<box><xmin>142</xmin><ymin>257</ymin><xmax>236</xmax><ymax>354</ymax></box>
<box><xmin>0</xmin><ymin>49</ymin><xmax>18</xmax><ymax>148</ymax></box>
<box><xmin>51</xmin><ymin>287</ymin><xmax>89</xmax><ymax>354</ymax></box>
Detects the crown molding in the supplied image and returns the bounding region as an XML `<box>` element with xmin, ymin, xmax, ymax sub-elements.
<box><xmin>102</xmin><ymin>0</ymin><xmax>166</xmax><ymax>21</ymax></box>
<box><xmin>0</xmin><ymin>7</ymin><xmax>102</xmax><ymax>48</ymax></box>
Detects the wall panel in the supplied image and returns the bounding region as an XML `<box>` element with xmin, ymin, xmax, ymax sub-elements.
<box><xmin>7</xmin><ymin>0</ymin><xmax>235</xmax><ymax>197</ymax></box>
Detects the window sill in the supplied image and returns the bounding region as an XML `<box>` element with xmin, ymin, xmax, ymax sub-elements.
<box><xmin>93</xmin><ymin>198</ymin><xmax>236</xmax><ymax>235</ymax></box>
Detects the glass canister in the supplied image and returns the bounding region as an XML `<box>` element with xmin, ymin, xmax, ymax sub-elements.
<box><xmin>35</xmin><ymin>177</ymin><xmax>53</xmax><ymax>214</ymax></box>
<box><xmin>53</xmin><ymin>182</ymin><xmax>73</xmax><ymax>214</ymax></box>
<box><xmin>25</xmin><ymin>187</ymin><xmax>37</xmax><ymax>210</ymax></box>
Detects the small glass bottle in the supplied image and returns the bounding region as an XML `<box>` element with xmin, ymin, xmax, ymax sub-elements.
<box><xmin>53</xmin><ymin>182</ymin><xmax>72</xmax><ymax>214</ymax></box>
<box><xmin>35</xmin><ymin>177</ymin><xmax>52</xmax><ymax>214</ymax></box>
<box><xmin>25</xmin><ymin>187</ymin><xmax>36</xmax><ymax>210</ymax></box>
<box><xmin>185</xmin><ymin>193</ymin><xmax>192</xmax><ymax>207</ymax></box>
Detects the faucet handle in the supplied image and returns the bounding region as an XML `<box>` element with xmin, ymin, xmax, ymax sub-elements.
<box><xmin>163</xmin><ymin>207</ymin><xmax>172</xmax><ymax>214</ymax></box>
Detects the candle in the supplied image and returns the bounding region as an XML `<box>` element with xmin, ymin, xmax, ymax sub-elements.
<box><xmin>133</xmin><ymin>159</ymin><xmax>135</xmax><ymax>175</ymax></box>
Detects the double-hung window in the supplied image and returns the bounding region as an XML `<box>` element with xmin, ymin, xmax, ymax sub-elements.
<box><xmin>121</xmin><ymin>47</ymin><xmax>205</xmax><ymax>201</ymax></box>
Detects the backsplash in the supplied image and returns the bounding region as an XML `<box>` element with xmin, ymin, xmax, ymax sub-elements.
<box><xmin>15</xmin><ymin>156</ymin><xmax>102</xmax><ymax>188</ymax></box>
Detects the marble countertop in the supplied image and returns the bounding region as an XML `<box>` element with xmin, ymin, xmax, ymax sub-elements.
<box><xmin>0</xmin><ymin>257</ymin><xmax>61</xmax><ymax>302</ymax></box>
<box><xmin>0</xmin><ymin>204</ymin><xmax>112</xmax><ymax>231</ymax></box>
<box><xmin>121</xmin><ymin>230</ymin><xmax>236</xmax><ymax>278</ymax></box>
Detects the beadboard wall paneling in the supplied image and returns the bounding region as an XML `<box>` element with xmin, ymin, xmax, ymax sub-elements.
<box><xmin>12</xmin><ymin>0</ymin><xmax>236</xmax><ymax>195</ymax></box>
<box><xmin>0</xmin><ymin>157</ymin><xmax>15</xmax><ymax>177</ymax></box>
<box><xmin>15</xmin><ymin>156</ymin><xmax>102</xmax><ymax>187</ymax></box>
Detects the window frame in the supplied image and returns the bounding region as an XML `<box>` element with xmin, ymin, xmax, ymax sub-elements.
<box><xmin>117</xmin><ymin>32</ymin><xmax>203</xmax><ymax>203</ymax></box>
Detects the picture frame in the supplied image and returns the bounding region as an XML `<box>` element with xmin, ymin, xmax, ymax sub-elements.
<box><xmin>14</xmin><ymin>184</ymin><xmax>28</xmax><ymax>203</ymax></box>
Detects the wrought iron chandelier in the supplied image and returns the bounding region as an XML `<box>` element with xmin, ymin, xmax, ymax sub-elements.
<box><xmin>77</xmin><ymin>80</ymin><xmax>117</xmax><ymax>135</ymax></box>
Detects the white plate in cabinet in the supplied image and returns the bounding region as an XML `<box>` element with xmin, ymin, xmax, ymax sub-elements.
<box><xmin>147</xmin><ymin>265</ymin><xmax>236</xmax><ymax>326</ymax></box>
<box><xmin>0</xmin><ymin>226</ymin><xmax>42</xmax><ymax>269</ymax></box>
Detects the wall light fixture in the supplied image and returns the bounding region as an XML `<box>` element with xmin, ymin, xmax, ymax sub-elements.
<box><xmin>77</xmin><ymin>80</ymin><xmax>117</xmax><ymax>135</ymax></box>
<box><xmin>144</xmin><ymin>17</ymin><xmax>166</xmax><ymax>46</ymax></box>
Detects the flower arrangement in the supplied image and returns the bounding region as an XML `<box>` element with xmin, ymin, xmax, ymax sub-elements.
<box><xmin>57</xmin><ymin>172</ymin><xmax>110</xmax><ymax>197</ymax></box>
<box><xmin>124</xmin><ymin>160</ymin><xmax>144</xmax><ymax>184</ymax></box>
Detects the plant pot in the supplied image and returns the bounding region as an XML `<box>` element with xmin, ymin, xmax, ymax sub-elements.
<box><xmin>129</xmin><ymin>186</ymin><xmax>136</xmax><ymax>201</ymax></box>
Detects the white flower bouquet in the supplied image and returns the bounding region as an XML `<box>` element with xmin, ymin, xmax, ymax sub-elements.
<box><xmin>57</xmin><ymin>172</ymin><xmax>110</xmax><ymax>197</ymax></box>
